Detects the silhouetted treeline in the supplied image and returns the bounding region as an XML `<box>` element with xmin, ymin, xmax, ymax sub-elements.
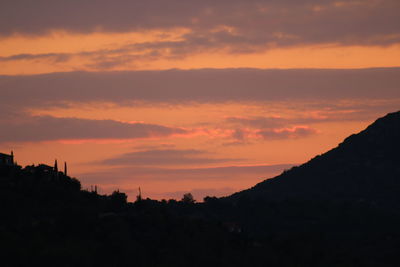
<box><xmin>0</xmin><ymin>164</ymin><xmax>250</xmax><ymax>267</ymax></box>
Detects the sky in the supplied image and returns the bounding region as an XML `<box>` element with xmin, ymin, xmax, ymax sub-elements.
<box><xmin>1</xmin><ymin>0</ymin><xmax>399</xmax><ymax>201</ymax></box>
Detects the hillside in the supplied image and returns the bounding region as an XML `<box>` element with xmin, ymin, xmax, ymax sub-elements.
<box><xmin>230</xmin><ymin>110</ymin><xmax>400</xmax><ymax>201</ymax></box>
<box><xmin>214</xmin><ymin>111</ymin><xmax>400</xmax><ymax>266</ymax></box>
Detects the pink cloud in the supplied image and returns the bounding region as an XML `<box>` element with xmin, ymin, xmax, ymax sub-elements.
<box><xmin>257</xmin><ymin>126</ymin><xmax>318</xmax><ymax>140</ymax></box>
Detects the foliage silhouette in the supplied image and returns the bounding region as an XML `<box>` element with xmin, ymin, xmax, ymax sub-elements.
<box><xmin>181</xmin><ymin>192</ymin><xmax>195</xmax><ymax>204</ymax></box>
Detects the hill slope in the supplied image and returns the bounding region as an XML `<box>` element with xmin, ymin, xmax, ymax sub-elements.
<box><xmin>230</xmin><ymin>110</ymin><xmax>400</xmax><ymax>202</ymax></box>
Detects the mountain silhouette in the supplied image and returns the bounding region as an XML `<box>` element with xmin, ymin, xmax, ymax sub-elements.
<box><xmin>229</xmin><ymin>110</ymin><xmax>400</xmax><ymax>202</ymax></box>
<box><xmin>199</xmin><ymin>111</ymin><xmax>400</xmax><ymax>266</ymax></box>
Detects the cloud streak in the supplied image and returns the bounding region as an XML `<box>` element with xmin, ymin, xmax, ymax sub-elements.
<box><xmin>225</xmin><ymin>117</ymin><xmax>318</xmax><ymax>142</ymax></box>
<box><xmin>0</xmin><ymin>115</ymin><xmax>186</xmax><ymax>143</ymax></box>
<box><xmin>257</xmin><ymin>126</ymin><xmax>317</xmax><ymax>140</ymax></box>
<box><xmin>0</xmin><ymin>52</ymin><xmax>71</xmax><ymax>63</ymax></box>
<box><xmin>1</xmin><ymin>68</ymin><xmax>399</xmax><ymax>110</ymax></box>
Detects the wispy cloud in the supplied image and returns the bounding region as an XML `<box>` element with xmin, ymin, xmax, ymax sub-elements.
<box><xmin>98</xmin><ymin>148</ymin><xmax>241</xmax><ymax>166</ymax></box>
<box><xmin>0</xmin><ymin>52</ymin><xmax>71</xmax><ymax>63</ymax></box>
<box><xmin>257</xmin><ymin>126</ymin><xmax>317</xmax><ymax>140</ymax></box>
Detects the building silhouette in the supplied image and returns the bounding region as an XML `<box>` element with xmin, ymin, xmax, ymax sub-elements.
<box><xmin>0</xmin><ymin>151</ymin><xmax>14</xmax><ymax>166</ymax></box>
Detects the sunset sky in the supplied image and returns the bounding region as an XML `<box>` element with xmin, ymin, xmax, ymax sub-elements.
<box><xmin>1</xmin><ymin>0</ymin><xmax>399</xmax><ymax>200</ymax></box>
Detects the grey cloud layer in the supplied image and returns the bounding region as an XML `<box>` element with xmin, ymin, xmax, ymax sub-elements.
<box><xmin>99</xmin><ymin>149</ymin><xmax>240</xmax><ymax>166</ymax></box>
<box><xmin>0</xmin><ymin>115</ymin><xmax>185</xmax><ymax>143</ymax></box>
<box><xmin>1</xmin><ymin>68</ymin><xmax>400</xmax><ymax>110</ymax></box>
<box><xmin>1</xmin><ymin>0</ymin><xmax>399</xmax><ymax>50</ymax></box>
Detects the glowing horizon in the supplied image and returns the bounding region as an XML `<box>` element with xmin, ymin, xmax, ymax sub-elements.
<box><xmin>1</xmin><ymin>0</ymin><xmax>399</xmax><ymax>200</ymax></box>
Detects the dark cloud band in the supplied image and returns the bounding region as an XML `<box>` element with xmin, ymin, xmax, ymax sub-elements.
<box><xmin>1</xmin><ymin>0</ymin><xmax>399</xmax><ymax>48</ymax></box>
<box><xmin>1</xmin><ymin>68</ymin><xmax>399</xmax><ymax>109</ymax></box>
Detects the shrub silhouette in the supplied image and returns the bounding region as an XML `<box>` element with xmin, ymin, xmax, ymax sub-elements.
<box><xmin>181</xmin><ymin>193</ymin><xmax>195</xmax><ymax>204</ymax></box>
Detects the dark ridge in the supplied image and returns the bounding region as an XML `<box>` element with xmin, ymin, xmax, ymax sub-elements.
<box><xmin>228</xmin><ymin>110</ymin><xmax>400</xmax><ymax>202</ymax></box>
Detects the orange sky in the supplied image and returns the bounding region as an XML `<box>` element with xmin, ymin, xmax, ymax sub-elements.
<box><xmin>1</xmin><ymin>30</ymin><xmax>400</xmax><ymax>75</ymax></box>
<box><xmin>1</xmin><ymin>0</ymin><xmax>399</xmax><ymax>200</ymax></box>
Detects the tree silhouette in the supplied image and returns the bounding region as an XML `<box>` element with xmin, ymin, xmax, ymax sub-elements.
<box><xmin>181</xmin><ymin>193</ymin><xmax>195</xmax><ymax>204</ymax></box>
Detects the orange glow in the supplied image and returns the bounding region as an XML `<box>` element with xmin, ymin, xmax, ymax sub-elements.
<box><xmin>151</xmin><ymin>44</ymin><xmax>400</xmax><ymax>70</ymax></box>
<box><xmin>1</xmin><ymin>11</ymin><xmax>399</xmax><ymax>200</ymax></box>
<box><xmin>2</xmin><ymin>98</ymin><xmax>388</xmax><ymax>200</ymax></box>
<box><xmin>1</xmin><ymin>29</ymin><xmax>399</xmax><ymax>75</ymax></box>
